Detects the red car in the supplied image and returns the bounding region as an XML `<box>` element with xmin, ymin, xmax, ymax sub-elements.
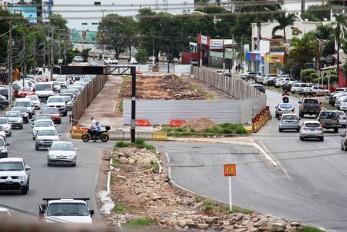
<box><xmin>42</xmin><ymin>107</ymin><xmax>61</xmax><ymax>124</ymax></box>
<box><xmin>14</xmin><ymin>87</ymin><xmax>35</xmax><ymax>98</ymax></box>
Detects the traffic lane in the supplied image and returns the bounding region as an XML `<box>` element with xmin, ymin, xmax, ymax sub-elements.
<box><xmin>256</xmin><ymin>132</ymin><xmax>347</xmax><ymax>230</ymax></box>
<box><xmin>155</xmin><ymin>142</ymin><xmax>327</xmax><ymax>223</ymax></box>
<box><xmin>0</xmin><ymin>112</ymin><xmax>111</xmax><ymax>222</ymax></box>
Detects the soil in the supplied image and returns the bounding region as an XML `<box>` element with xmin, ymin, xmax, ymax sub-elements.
<box><xmin>180</xmin><ymin>118</ymin><xmax>217</xmax><ymax>131</ymax></box>
<box><xmin>119</xmin><ymin>74</ymin><xmax>206</xmax><ymax>100</ymax></box>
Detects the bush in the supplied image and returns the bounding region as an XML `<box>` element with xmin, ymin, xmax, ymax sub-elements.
<box><xmin>123</xmin><ymin>218</ymin><xmax>156</xmax><ymax>228</ymax></box>
<box><xmin>299</xmin><ymin>225</ymin><xmax>325</xmax><ymax>232</ymax></box>
<box><xmin>115</xmin><ymin>141</ymin><xmax>128</xmax><ymax>148</ymax></box>
<box><xmin>300</xmin><ymin>69</ymin><xmax>316</xmax><ymax>82</ymax></box>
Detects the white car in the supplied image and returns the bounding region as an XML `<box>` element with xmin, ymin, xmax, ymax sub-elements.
<box><xmin>0</xmin><ymin>137</ymin><xmax>8</xmax><ymax>158</ymax></box>
<box><xmin>47</xmin><ymin>141</ymin><xmax>77</xmax><ymax>166</ymax></box>
<box><xmin>46</xmin><ymin>96</ymin><xmax>67</xmax><ymax>116</ymax></box>
<box><xmin>104</xmin><ymin>57</ymin><xmax>118</xmax><ymax>65</ymax></box>
<box><xmin>26</xmin><ymin>95</ymin><xmax>41</xmax><ymax>110</ymax></box>
<box><xmin>335</xmin><ymin>110</ymin><xmax>347</xmax><ymax>128</ymax></box>
<box><xmin>0</xmin><ymin>157</ymin><xmax>30</xmax><ymax>194</ymax></box>
<box><xmin>73</xmin><ymin>56</ymin><xmax>83</xmax><ymax>62</ymax></box>
<box><xmin>39</xmin><ymin>198</ymin><xmax>94</xmax><ymax>223</ymax></box>
<box><xmin>53</xmin><ymin>81</ymin><xmax>61</xmax><ymax>92</ymax></box>
<box><xmin>32</xmin><ymin>119</ymin><xmax>55</xmax><ymax>140</ymax></box>
<box><xmin>5</xmin><ymin>111</ymin><xmax>23</xmax><ymax>129</ymax></box>
<box><xmin>309</xmin><ymin>86</ymin><xmax>330</xmax><ymax>96</ymax></box>
<box><xmin>14</xmin><ymin>98</ymin><xmax>34</xmax><ymax>118</ymax></box>
<box><xmin>56</xmin><ymin>77</ymin><xmax>68</xmax><ymax>88</ymax></box>
<box><xmin>0</xmin><ymin>126</ymin><xmax>7</xmax><ymax>138</ymax></box>
<box><xmin>0</xmin><ymin>117</ymin><xmax>12</xmax><ymax>136</ymax></box>
<box><xmin>291</xmin><ymin>83</ymin><xmax>308</xmax><ymax>94</ymax></box>
<box><xmin>35</xmin><ymin>82</ymin><xmax>54</xmax><ymax>100</ymax></box>
<box><xmin>35</xmin><ymin>128</ymin><xmax>60</xmax><ymax>150</ymax></box>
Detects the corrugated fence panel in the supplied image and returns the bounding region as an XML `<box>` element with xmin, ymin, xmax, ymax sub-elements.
<box><xmin>123</xmin><ymin>100</ymin><xmax>241</xmax><ymax>125</ymax></box>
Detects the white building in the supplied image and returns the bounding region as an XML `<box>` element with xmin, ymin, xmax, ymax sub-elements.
<box><xmin>52</xmin><ymin>0</ymin><xmax>195</xmax><ymax>31</ymax></box>
<box><xmin>280</xmin><ymin>0</ymin><xmax>324</xmax><ymax>13</ymax></box>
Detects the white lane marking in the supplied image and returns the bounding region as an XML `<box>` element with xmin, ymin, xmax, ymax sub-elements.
<box><xmin>255</xmin><ymin>139</ymin><xmax>292</xmax><ymax>180</ymax></box>
<box><xmin>251</xmin><ymin>139</ymin><xmax>277</xmax><ymax>167</ymax></box>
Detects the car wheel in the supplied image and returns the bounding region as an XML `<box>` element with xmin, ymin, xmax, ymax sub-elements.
<box><xmin>278</xmin><ymin>128</ymin><xmax>282</xmax><ymax>132</ymax></box>
<box><xmin>300</xmin><ymin>136</ymin><xmax>304</xmax><ymax>141</ymax></box>
<box><xmin>21</xmin><ymin>183</ymin><xmax>29</xmax><ymax>194</ymax></box>
<box><xmin>35</xmin><ymin>145</ymin><xmax>39</xmax><ymax>151</ymax></box>
<box><xmin>72</xmin><ymin>162</ymin><xmax>76</xmax><ymax>167</ymax></box>
<box><xmin>334</xmin><ymin>128</ymin><xmax>339</xmax><ymax>133</ymax></box>
<box><xmin>320</xmin><ymin>137</ymin><xmax>324</xmax><ymax>141</ymax></box>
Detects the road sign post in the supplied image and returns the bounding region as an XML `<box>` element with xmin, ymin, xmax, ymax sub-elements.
<box><xmin>224</xmin><ymin>164</ymin><xmax>236</xmax><ymax>212</ymax></box>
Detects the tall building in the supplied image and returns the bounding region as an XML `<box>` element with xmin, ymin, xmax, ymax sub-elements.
<box><xmin>52</xmin><ymin>0</ymin><xmax>195</xmax><ymax>31</ymax></box>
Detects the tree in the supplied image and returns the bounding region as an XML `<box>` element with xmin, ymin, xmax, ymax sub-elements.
<box><xmin>272</xmin><ymin>13</ymin><xmax>296</xmax><ymax>40</ymax></box>
<box><xmin>333</xmin><ymin>14</ymin><xmax>347</xmax><ymax>80</ymax></box>
<box><xmin>48</xmin><ymin>14</ymin><xmax>68</xmax><ymax>30</ymax></box>
<box><xmin>97</xmin><ymin>14</ymin><xmax>137</xmax><ymax>59</ymax></box>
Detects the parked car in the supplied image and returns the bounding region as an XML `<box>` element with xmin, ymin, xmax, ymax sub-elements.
<box><xmin>317</xmin><ymin>110</ymin><xmax>340</xmax><ymax>133</ymax></box>
<box><xmin>335</xmin><ymin>110</ymin><xmax>347</xmax><ymax>128</ymax></box>
<box><xmin>47</xmin><ymin>141</ymin><xmax>77</xmax><ymax>166</ymax></box>
<box><xmin>298</xmin><ymin>98</ymin><xmax>321</xmax><ymax>118</ymax></box>
<box><xmin>0</xmin><ymin>158</ymin><xmax>30</xmax><ymax>194</ymax></box>
<box><xmin>35</xmin><ymin>128</ymin><xmax>60</xmax><ymax>150</ymax></box>
<box><xmin>291</xmin><ymin>83</ymin><xmax>308</xmax><ymax>94</ymax></box>
<box><xmin>330</xmin><ymin>91</ymin><xmax>347</xmax><ymax>106</ymax></box>
<box><xmin>262</xmin><ymin>74</ymin><xmax>278</xmax><ymax>86</ymax></box>
<box><xmin>275</xmin><ymin>103</ymin><xmax>295</xmax><ymax>118</ymax></box>
<box><xmin>278</xmin><ymin>113</ymin><xmax>301</xmax><ymax>132</ymax></box>
<box><xmin>299</xmin><ymin>120</ymin><xmax>324</xmax><ymax>141</ymax></box>
<box><xmin>249</xmin><ymin>83</ymin><xmax>265</xmax><ymax>93</ymax></box>
<box><xmin>240</xmin><ymin>72</ymin><xmax>257</xmax><ymax>80</ymax></box>
<box><xmin>5</xmin><ymin>111</ymin><xmax>23</xmax><ymax>129</ymax></box>
<box><xmin>308</xmin><ymin>86</ymin><xmax>330</xmax><ymax>96</ymax></box>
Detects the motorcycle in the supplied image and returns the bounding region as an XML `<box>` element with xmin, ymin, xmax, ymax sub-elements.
<box><xmin>282</xmin><ymin>93</ymin><xmax>289</xmax><ymax>103</ymax></box>
<box><xmin>81</xmin><ymin>125</ymin><xmax>111</xmax><ymax>142</ymax></box>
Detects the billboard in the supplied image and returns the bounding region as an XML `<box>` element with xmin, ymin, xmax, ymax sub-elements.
<box><xmin>8</xmin><ymin>6</ymin><xmax>37</xmax><ymax>23</ymax></box>
<box><xmin>209</xmin><ymin>39</ymin><xmax>224</xmax><ymax>50</ymax></box>
<box><xmin>71</xmin><ymin>30</ymin><xmax>97</xmax><ymax>44</ymax></box>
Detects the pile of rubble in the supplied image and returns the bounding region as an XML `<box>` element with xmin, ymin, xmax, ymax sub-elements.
<box><xmin>120</xmin><ymin>74</ymin><xmax>206</xmax><ymax>100</ymax></box>
<box><xmin>180</xmin><ymin>118</ymin><xmax>217</xmax><ymax>131</ymax></box>
<box><xmin>113</xmin><ymin>147</ymin><xmax>158</xmax><ymax>166</ymax></box>
<box><xmin>105</xmin><ymin>148</ymin><xmax>305</xmax><ymax>232</ymax></box>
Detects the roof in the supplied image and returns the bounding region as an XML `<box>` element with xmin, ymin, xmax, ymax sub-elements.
<box><xmin>303</xmin><ymin>120</ymin><xmax>320</xmax><ymax>124</ymax></box>
<box><xmin>0</xmin><ymin>157</ymin><xmax>23</xmax><ymax>162</ymax></box>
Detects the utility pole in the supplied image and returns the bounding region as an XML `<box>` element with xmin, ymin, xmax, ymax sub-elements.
<box><xmin>43</xmin><ymin>25</ymin><xmax>46</xmax><ymax>68</ymax></box>
<box><xmin>63</xmin><ymin>30</ymin><xmax>67</xmax><ymax>65</ymax></box>
<box><xmin>8</xmin><ymin>22</ymin><xmax>13</xmax><ymax>105</ymax></box>
<box><xmin>222</xmin><ymin>39</ymin><xmax>225</xmax><ymax>74</ymax></box>
<box><xmin>232</xmin><ymin>34</ymin><xmax>235</xmax><ymax>72</ymax></box>
<box><xmin>130</xmin><ymin>67</ymin><xmax>136</xmax><ymax>143</ymax></box>
<box><xmin>23</xmin><ymin>30</ymin><xmax>26</xmax><ymax>87</ymax></box>
<box><xmin>301</xmin><ymin>0</ymin><xmax>305</xmax><ymax>14</ymax></box>
<box><xmin>50</xmin><ymin>27</ymin><xmax>54</xmax><ymax>81</ymax></box>
<box><xmin>239</xmin><ymin>34</ymin><xmax>243</xmax><ymax>74</ymax></box>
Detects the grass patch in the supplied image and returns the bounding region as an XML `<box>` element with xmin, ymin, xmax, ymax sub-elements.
<box><xmin>161</xmin><ymin>123</ymin><xmax>248</xmax><ymax>137</ymax></box>
<box><xmin>118</xmin><ymin>99</ymin><xmax>123</xmax><ymax>113</ymax></box>
<box><xmin>113</xmin><ymin>202</ymin><xmax>128</xmax><ymax>214</ymax></box>
<box><xmin>191</xmin><ymin>84</ymin><xmax>214</xmax><ymax>100</ymax></box>
<box><xmin>112</xmin><ymin>158</ymin><xmax>120</xmax><ymax>165</ymax></box>
<box><xmin>299</xmin><ymin>225</ymin><xmax>325</xmax><ymax>232</ymax></box>
<box><xmin>122</xmin><ymin>217</ymin><xmax>156</xmax><ymax>229</ymax></box>
<box><xmin>231</xmin><ymin>206</ymin><xmax>253</xmax><ymax>214</ymax></box>
<box><xmin>114</xmin><ymin>139</ymin><xmax>155</xmax><ymax>150</ymax></box>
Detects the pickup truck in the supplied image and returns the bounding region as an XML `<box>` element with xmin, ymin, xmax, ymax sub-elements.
<box><xmin>301</xmin><ymin>86</ymin><xmax>330</xmax><ymax>96</ymax></box>
<box><xmin>39</xmin><ymin>198</ymin><xmax>94</xmax><ymax>223</ymax></box>
<box><xmin>299</xmin><ymin>98</ymin><xmax>321</xmax><ymax>118</ymax></box>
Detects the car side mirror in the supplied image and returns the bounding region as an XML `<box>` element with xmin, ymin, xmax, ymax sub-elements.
<box><xmin>25</xmin><ymin>165</ymin><xmax>31</xmax><ymax>171</ymax></box>
<box><xmin>298</xmin><ymin>101</ymin><xmax>302</xmax><ymax>104</ymax></box>
<box><xmin>89</xmin><ymin>209</ymin><xmax>94</xmax><ymax>216</ymax></box>
<box><xmin>58</xmin><ymin>134</ymin><xmax>62</xmax><ymax>136</ymax></box>
<box><xmin>6</xmin><ymin>143</ymin><xmax>9</xmax><ymax>146</ymax></box>
<box><xmin>39</xmin><ymin>204</ymin><xmax>46</xmax><ymax>215</ymax></box>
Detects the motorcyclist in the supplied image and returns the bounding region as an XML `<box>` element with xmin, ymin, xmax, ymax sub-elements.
<box><xmin>90</xmin><ymin>117</ymin><xmax>97</xmax><ymax>140</ymax></box>
<box><xmin>282</xmin><ymin>90</ymin><xmax>289</xmax><ymax>103</ymax></box>
<box><xmin>94</xmin><ymin>122</ymin><xmax>102</xmax><ymax>142</ymax></box>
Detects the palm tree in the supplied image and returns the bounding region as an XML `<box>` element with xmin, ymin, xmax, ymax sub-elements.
<box><xmin>333</xmin><ymin>14</ymin><xmax>347</xmax><ymax>81</ymax></box>
<box><xmin>272</xmin><ymin>13</ymin><xmax>296</xmax><ymax>40</ymax></box>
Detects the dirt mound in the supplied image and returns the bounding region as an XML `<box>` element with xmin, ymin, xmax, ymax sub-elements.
<box><xmin>181</xmin><ymin>118</ymin><xmax>216</xmax><ymax>131</ymax></box>
<box><xmin>120</xmin><ymin>74</ymin><xmax>206</xmax><ymax>100</ymax></box>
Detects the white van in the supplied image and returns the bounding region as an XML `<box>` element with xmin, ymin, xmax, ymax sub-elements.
<box><xmin>35</xmin><ymin>82</ymin><xmax>54</xmax><ymax>100</ymax></box>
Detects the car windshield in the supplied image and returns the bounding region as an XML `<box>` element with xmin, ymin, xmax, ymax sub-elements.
<box><xmin>279</xmin><ymin>103</ymin><xmax>293</xmax><ymax>109</ymax></box>
<box><xmin>0</xmin><ymin>162</ymin><xmax>24</xmax><ymax>171</ymax></box>
<box><xmin>47</xmin><ymin>97</ymin><xmax>64</xmax><ymax>103</ymax></box>
<box><xmin>51</xmin><ymin>142</ymin><xmax>74</xmax><ymax>151</ymax></box>
<box><xmin>36</xmin><ymin>84</ymin><xmax>52</xmax><ymax>91</ymax></box>
<box><xmin>43</xmin><ymin>108</ymin><xmax>59</xmax><ymax>114</ymax></box>
<box><xmin>35</xmin><ymin>115</ymin><xmax>51</xmax><ymax>120</ymax></box>
<box><xmin>5</xmin><ymin>111</ymin><xmax>20</xmax><ymax>117</ymax></box>
<box><xmin>11</xmin><ymin>107</ymin><xmax>26</xmax><ymax>113</ymax></box>
<box><xmin>35</xmin><ymin>120</ymin><xmax>53</xmax><ymax>127</ymax></box>
<box><xmin>47</xmin><ymin>203</ymin><xmax>89</xmax><ymax>216</ymax></box>
<box><xmin>305</xmin><ymin>123</ymin><xmax>321</xmax><ymax>128</ymax></box>
<box><xmin>282</xmin><ymin>115</ymin><xmax>297</xmax><ymax>120</ymax></box>
<box><xmin>319</xmin><ymin>112</ymin><xmax>336</xmax><ymax>119</ymax></box>
<box><xmin>27</xmin><ymin>95</ymin><xmax>39</xmax><ymax>100</ymax></box>
<box><xmin>0</xmin><ymin>118</ymin><xmax>8</xmax><ymax>124</ymax></box>
<box><xmin>15</xmin><ymin>101</ymin><xmax>30</xmax><ymax>107</ymax></box>
<box><xmin>37</xmin><ymin>129</ymin><xmax>57</xmax><ymax>136</ymax></box>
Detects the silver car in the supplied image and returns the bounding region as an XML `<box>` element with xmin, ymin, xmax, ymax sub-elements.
<box><xmin>47</xmin><ymin>141</ymin><xmax>77</xmax><ymax>166</ymax></box>
<box><xmin>278</xmin><ymin>114</ymin><xmax>300</xmax><ymax>132</ymax></box>
<box><xmin>335</xmin><ymin>110</ymin><xmax>347</xmax><ymax>128</ymax></box>
<box><xmin>275</xmin><ymin>103</ymin><xmax>295</xmax><ymax>118</ymax></box>
<box><xmin>299</xmin><ymin>121</ymin><xmax>324</xmax><ymax>141</ymax></box>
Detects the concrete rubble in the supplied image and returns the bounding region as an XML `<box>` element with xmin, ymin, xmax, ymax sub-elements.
<box><xmin>104</xmin><ymin>147</ymin><xmax>305</xmax><ymax>231</ymax></box>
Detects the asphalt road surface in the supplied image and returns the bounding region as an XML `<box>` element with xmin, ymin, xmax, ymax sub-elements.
<box><xmin>158</xmin><ymin>89</ymin><xmax>347</xmax><ymax>232</ymax></box>
<box><xmin>0</xmin><ymin>106</ymin><xmax>112</xmax><ymax>223</ymax></box>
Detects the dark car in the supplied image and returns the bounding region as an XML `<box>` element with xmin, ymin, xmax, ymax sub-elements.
<box><xmin>299</xmin><ymin>98</ymin><xmax>321</xmax><ymax>118</ymax></box>
<box><xmin>0</xmin><ymin>95</ymin><xmax>9</xmax><ymax>110</ymax></box>
<box><xmin>318</xmin><ymin>110</ymin><xmax>340</xmax><ymax>133</ymax></box>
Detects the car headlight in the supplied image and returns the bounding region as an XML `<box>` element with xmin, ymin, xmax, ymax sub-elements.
<box><xmin>18</xmin><ymin>176</ymin><xmax>24</xmax><ymax>180</ymax></box>
<box><xmin>49</xmin><ymin>154</ymin><xmax>56</xmax><ymax>159</ymax></box>
<box><xmin>0</xmin><ymin>148</ymin><xmax>6</xmax><ymax>152</ymax></box>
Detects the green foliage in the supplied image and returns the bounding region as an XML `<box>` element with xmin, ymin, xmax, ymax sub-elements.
<box><xmin>135</xmin><ymin>48</ymin><xmax>148</xmax><ymax>64</ymax></box>
<box><xmin>272</xmin><ymin>13</ymin><xmax>296</xmax><ymax>40</ymax></box>
<box><xmin>113</xmin><ymin>202</ymin><xmax>127</xmax><ymax>214</ymax></box>
<box><xmin>114</xmin><ymin>139</ymin><xmax>155</xmax><ymax>150</ymax></box>
<box><xmin>298</xmin><ymin>225</ymin><xmax>325</xmax><ymax>232</ymax></box>
<box><xmin>123</xmin><ymin>218</ymin><xmax>156</xmax><ymax>228</ymax></box>
<box><xmin>300</xmin><ymin>69</ymin><xmax>316</xmax><ymax>82</ymax></box>
<box><xmin>81</xmin><ymin>48</ymin><xmax>91</xmax><ymax>62</ymax></box>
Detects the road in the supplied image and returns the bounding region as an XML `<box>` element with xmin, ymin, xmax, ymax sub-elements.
<box><xmin>159</xmin><ymin>89</ymin><xmax>347</xmax><ymax>232</ymax></box>
<box><xmin>0</xmin><ymin>107</ymin><xmax>112</xmax><ymax>222</ymax></box>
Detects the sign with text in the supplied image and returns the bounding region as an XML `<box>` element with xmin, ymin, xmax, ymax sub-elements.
<box><xmin>210</xmin><ymin>39</ymin><xmax>224</xmax><ymax>50</ymax></box>
<box><xmin>224</xmin><ymin>164</ymin><xmax>236</xmax><ymax>176</ymax></box>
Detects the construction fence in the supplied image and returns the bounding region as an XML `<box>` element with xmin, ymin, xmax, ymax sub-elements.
<box><xmin>71</xmin><ymin>75</ymin><xmax>108</xmax><ymax>122</ymax></box>
<box><xmin>191</xmin><ymin>66</ymin><xmax>262</xmax><ymax>99</ymax></box>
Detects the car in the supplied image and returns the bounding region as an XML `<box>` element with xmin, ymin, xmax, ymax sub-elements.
<box><xmin>249</xmin><ymin>83</ymin><xmax>265</xmax><ymax>93</ymax></box>
<box><xmin>35</xmin><ymin>128</ymin><xmax>60</xmax><ymax>150</ymax></box>
<box><xmin>275</xmin><ymin>103</ymin><xmax>295</xmax><ymax>118</ymax></box>
<box><xmin>61</xmin><ymin>95</ymin><xmax>74</xmax><ymax>111</ymax></box>
<box><xmin>46</xmin><ymin>96</ymin><xmax>67</xmax><ymax>116</ymax></box>
<box><xmin>330</xmin><ymin>91</ymin><xmax>347</xmax><ymax>106</ymax></box>
<box><xmin>0</xmin><ymin>117</ymin><xmax>11</xmax><ymax>137</ymax></box>
<box><xmin>262</xmin><ymin>74</ymin><xmax>278</xmax><ymax>86</ymax></box>
<box><xmin>32</xmin><ymin>119</ymin><xmax>56</xmax><ymax>140</ymax></box>
<box><xmin>0</xmin><ymin>126</ymin><xmax>7</xmax><ymax>138</ymax></box>
<box><xmin>73</xmin><ymin>56</ymin><xmax>83</xmax><ymax>62</ymax></box>
<box><xmin>47</xmin><ymin>141</ymin><xmax>77</xmax><ymax>166</ymax></box>
<box><xmin>4</xmin><ymin>111</ymin><xmax>23</xmax><ymax>129</ymax></box>
<box><xmin>298</xmin><ymin>98</ymin><xmax>321</xmax><ymax>118</ymax></box>
<box><xmin>334</xmin><ymin>95</ymin><xmax>347</xmax><ymax>110</ymax></box>
<box><xmin>32</xmin><ymin>114</ymin><xmax>52</xmax><ymax>122</ymax></box>
<box><xmin>104</xmin><ymin>57</ymin><xmax>118</xmax><ymax>65</ymax></box>
<box><xmin>14</xmin><ymin>98</ymin><xmax>34</xmax><ymax>118</ymax></box>
<box><xmin>291</xmin><ymin>83</ymin><xmax>308</xmax><ymax>94</ymax></box>
<box><xmin>25</xmin><ymin>95</ymin><xmax>41</xmax><ymax>110</ymax></box>
<box><xmin>42</xmin><ymin>107</ymin><xmax>62</xmax><ymax>124</ymax></box>
<box><xmin>56</xmin><ymin>77</ymin><xmax>68</xmax><ymax>88</ymax></box>
<box><xmin>0</xmin><ymin>95</ymin><xmax>9</xmax><ymax>110</ymax></box>
<box><xmin>0</xmin><ymin>87</ymin><xmax>10</xmax><ymax>100</ymax></box>
<box><xmin>240</xmin><ymin>72</ymin><xmax>257</xmax><ymax>80</ymax></box>
<box><xmin>10</xmin><ymin>106</ymin><xmax>29</xmax><ymax>123</ymax></box>
<box><xmin>278</xmin><ymin>114</ymin><xmax>301</xmax><ymax>132</ymax></box>
<box><xmin>53</xmin><ymin>81</ymin><xmax>61</xmax><ymax>92</ymax></box>
<box><xmin>335</xmin><ymin>110</ymin><xmax>347</xmax><ymax>128</ymax></box>
<box><xmin>0</xmin><ymin>157</ymin><xmax>30</xmax><ymax>194</ymax></box>
<box><xmin>317</xmin><ymin>110</ymin><xmax>340</xmax><ymax>133</ymax></box>
<box><xmin>39</xmin><ymin>198</ymin><xmax>94</xmax><ymax>223</ymax></box>
<box><xmin>0</xmin><ymin>136</ymin><xmax>9</xmax><ymax>158</ymax></box>
<box><xmin>308</xmin><ymin>86</ymin><xmax>330</xmax><ymax>96</ymax></box>
<box><xmin>14</xmin><ymin>87</ymin><xmax>35</xmax><ymax>98</ymax></box>
<box><xmin>299</xmin><ymin>120</ymin><xmax>324</xmax><ymax>141</ymax></box>
<box><xmin>35</xmin><ymin>82</ymin><xmax>54</xmax><ymax>100</ymax></box>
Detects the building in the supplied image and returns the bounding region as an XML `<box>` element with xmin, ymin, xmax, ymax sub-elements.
<box><xmin>6</xmin><ymin>1</ymin><xmax>38</xmax><ymax>23</ymax></box>
<box><xmin>52</xmin><ymin>0</ymin><xmax>195</xmax><ymax>31</ymax></box>
<box><xmin>280</xmin><ymin>0</ymin><xmax>324</xmax><ymax>13</ymax></box>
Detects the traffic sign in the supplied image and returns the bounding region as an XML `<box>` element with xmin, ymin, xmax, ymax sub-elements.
<box><xmin>224</xmin><ymin>164</ymin><xmax>236</xmax><ymax>176</ymax></box>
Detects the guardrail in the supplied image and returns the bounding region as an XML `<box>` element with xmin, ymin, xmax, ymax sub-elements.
<box><xmin>251</xmin><ymin>106</ymin><xmax>272</xmax><ymax>133</ymax></box>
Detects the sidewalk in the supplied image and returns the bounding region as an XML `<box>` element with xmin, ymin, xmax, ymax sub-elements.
<box><xmin>79</xmin><ymin>76</ymin><xmax>123</xmax><ymax>130</ymax></box>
